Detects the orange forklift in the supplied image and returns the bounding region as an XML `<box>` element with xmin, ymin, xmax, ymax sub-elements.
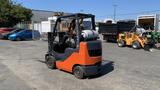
<box><xmin>45</xmin><ymin>13</ymin><xmax>102</xmax><ymax>79</ymax></box>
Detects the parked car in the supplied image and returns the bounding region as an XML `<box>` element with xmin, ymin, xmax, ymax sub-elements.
<box><xmin>0</xmin><ymin>28</ymin><xmax>13</xmax><ymax>39</ymax></box>
<box><xmin>0</xmin><ymin>28</ymin><xmax>13</xmax><ymax>33</ymax></box>
<box><xmin>8</xmin><ymin>30</ymin><xmax>41</xmax><ymax>41</ymax></box>
<box><xmin>2</xmin><ymin>28</ymin><xmax>23</xmax><ymax>39</ymax></box>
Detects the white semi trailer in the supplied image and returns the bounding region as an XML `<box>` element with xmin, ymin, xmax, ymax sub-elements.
<box><xmin>137</xmin><ymin>14</ymin><xmax>160</xmax><ymax>31</ymax></box>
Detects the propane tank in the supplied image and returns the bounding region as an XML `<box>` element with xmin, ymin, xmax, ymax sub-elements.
<box><xmin>81</xmin><ymin>30</ymin><xmax>99</xmax><ymax>40</ymax></box>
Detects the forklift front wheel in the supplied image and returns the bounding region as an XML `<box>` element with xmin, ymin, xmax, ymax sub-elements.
<box><xmin>45</xmin><ymin>55</ymin><xmax>56</xmax><ymax>69</ymax></box>
<box><xmin>73</xmin><ymin>66</ymin><xmax>84</xmax><ymax>79</ymax></box>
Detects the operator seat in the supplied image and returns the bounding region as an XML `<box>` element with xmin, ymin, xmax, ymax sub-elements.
<box><xmin>52</xmin><ymin>47</ymin><xmax>77</xmax><ymax>61</ymax></box>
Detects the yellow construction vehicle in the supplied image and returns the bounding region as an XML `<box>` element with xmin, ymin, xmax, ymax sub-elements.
<box><xmin>117</xmin><ymin>31</ymin><xmax>155</xmax><ymax>51</ymax></box>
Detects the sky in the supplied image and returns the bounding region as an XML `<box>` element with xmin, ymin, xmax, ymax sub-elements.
<box><xmin>13</xmin><ymin>0</ymin><xmax>160</xmax><ymax>21</ymax></box>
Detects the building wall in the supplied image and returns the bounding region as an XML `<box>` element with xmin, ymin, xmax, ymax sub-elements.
<box><xmin>34</xmin><ymin>23</ymin><xmax>42</xmax><ymax>33</ymax></box>
<box><xmin>41</xmin><ymin>20</ymin><xmax>55</xmax><ymax>33</ymax></box>
<box><xmin>16</xmin><ymin>10</ymin><xmax>72</xmax><ymax>34</ymax></box>
<box><xmin>32</xmin><ymin>10</ymin><xmax>54</xmax><ymax>23</ymax></box>
<box><xmin>41</xmin><ymin>21</ymin><xmax>51</xmax><ymax>33</ymax></box>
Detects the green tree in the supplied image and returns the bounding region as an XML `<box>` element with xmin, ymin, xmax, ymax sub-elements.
<box><xmin>0</xmin><ymin>0</ymin><xmax>32</xmax><ymax>27</ymax></box>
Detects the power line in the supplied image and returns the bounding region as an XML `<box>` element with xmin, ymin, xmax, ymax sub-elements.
<box><xmin>98</xmin><ymin>9</ymin><xmax>160</xmax><ymax>18</ymax></box>
<box><xmin>117</xmin><ymin>10</ymin><xmax>160</xmax><ymax>16</ymax></box>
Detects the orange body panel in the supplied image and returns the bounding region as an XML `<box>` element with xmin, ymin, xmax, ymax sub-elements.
<box><xmin>56</xmin><ymin>42</ymin><xmax>102</xmax><ymax>73</ymax></box>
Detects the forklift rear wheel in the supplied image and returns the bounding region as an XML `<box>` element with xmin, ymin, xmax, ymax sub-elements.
<box><xmin>132</xmin><ymin>41</ymin><xmax>141</xmax><ymax>49</ymax></box>
<box><xmin>73</xmin><ymin>66</ymin><xmax>84</xmax><ymax>79</ymax></box>
<box><xmin>45</xmin><ymin>55</ymin><xmax>56</xmax><ymax>69</ymax></box>
<box><xmin>118</xmin><ymin>40</ymin><xmax>125</xmax><ymax>47</ymax></box>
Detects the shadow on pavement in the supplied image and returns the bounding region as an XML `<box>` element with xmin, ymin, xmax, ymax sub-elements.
<box><xmin>36</xmin><ymin>60</ymin><xmax>46</xmax><ymax>64</ymax></box>
<box><xmin>87</xmin><ymin>60</ymin><xmax>114</xmax><ymax>79</ymax></box>
<box><xmin>36</xmin><ymin>59</ymin><xmax>114</xmax><ymax>79</ymax></box>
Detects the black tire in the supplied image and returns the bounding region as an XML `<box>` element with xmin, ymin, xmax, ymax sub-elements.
<box><xmin>16</xmin><ymin>37</ymin><xmax>21</xmax><ymax>41</ymax></box>
<box><xmin>45</xmin><ymin>54</ymin><xmax>56</xmax><ymax>69</ymax></box>
<box><xmin>118</xmin><ymin>40</ymin><xmax>125</xmax><ymax>47</ymax></box>
<box><xmin>144</xmin><ymin>45</ymin><xmax>150</xmax><ymax>51</ymax></box>
<box><xmin>144</xmin><ymin>45</ymin><xmax>153</xmax><ymax>52</ymax></box>
<box><xmin>105</xmin><ymin>38</ymin><xmax>109</xmax><ymax>42</ymax></box>
<box><xmin>103</xmin><ymin>35</ymin><xmax>109</xmax><ymax>42</ymax></box>
<box><xmin>73</xmin><ymin>66</ymin><xmax>84</xmax><ymax>79</ymax></box>
<box><xmin>103</xmin><ymin>35</ymin><xmax>106</xmax><ymax>41</ymax></box>
<box><xmin>132</xmin><ymin>41</ymin><xmax>141</xmax><ymax>49</ymax></box>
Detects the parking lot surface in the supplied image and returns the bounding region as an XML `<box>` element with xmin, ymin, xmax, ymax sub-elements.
<box><xmin>0</xmin><ymin>40</ymin><xmax>160</xmax><ymax>90</ymax></box>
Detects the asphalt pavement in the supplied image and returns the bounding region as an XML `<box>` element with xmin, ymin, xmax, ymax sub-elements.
<box><xmin>0</xmin><ymin>40</ymin><xmax>160</xmax><ymax>90</ymax></box>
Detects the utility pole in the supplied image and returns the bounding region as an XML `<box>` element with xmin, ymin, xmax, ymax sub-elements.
<box><xmin>32</xmin><ymin>21</ymin><xmax>35</xmax><ymax>40</ymax></box>
<box><xmin>113</xmin><ymin>5</ymin><xmax>117</xmax><ymax>22</ymax></box>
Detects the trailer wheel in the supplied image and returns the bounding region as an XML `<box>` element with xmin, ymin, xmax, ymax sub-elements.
<box><xmin>45</xmin><ymin>54</ymin><xmax>56</xmax><ymax>69</ymax></box>
<box><xmin>118</xmin><ymin>40</ymin><xmax>125</xmax><ymax>47</ymax></box>
<box><xmin>132</xmin><ymin>41</ymin><xmax>141</xmax><ymax>49</ymax></box>
<box><xmin>105</xmin><ymin>38</ymin><xmax>109</xmax><ymax>42</ymax></box>
<box><xmin>73</xmin><ymin>66</ymin><xmax>84</xmax><ymax>79</ymax></box>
